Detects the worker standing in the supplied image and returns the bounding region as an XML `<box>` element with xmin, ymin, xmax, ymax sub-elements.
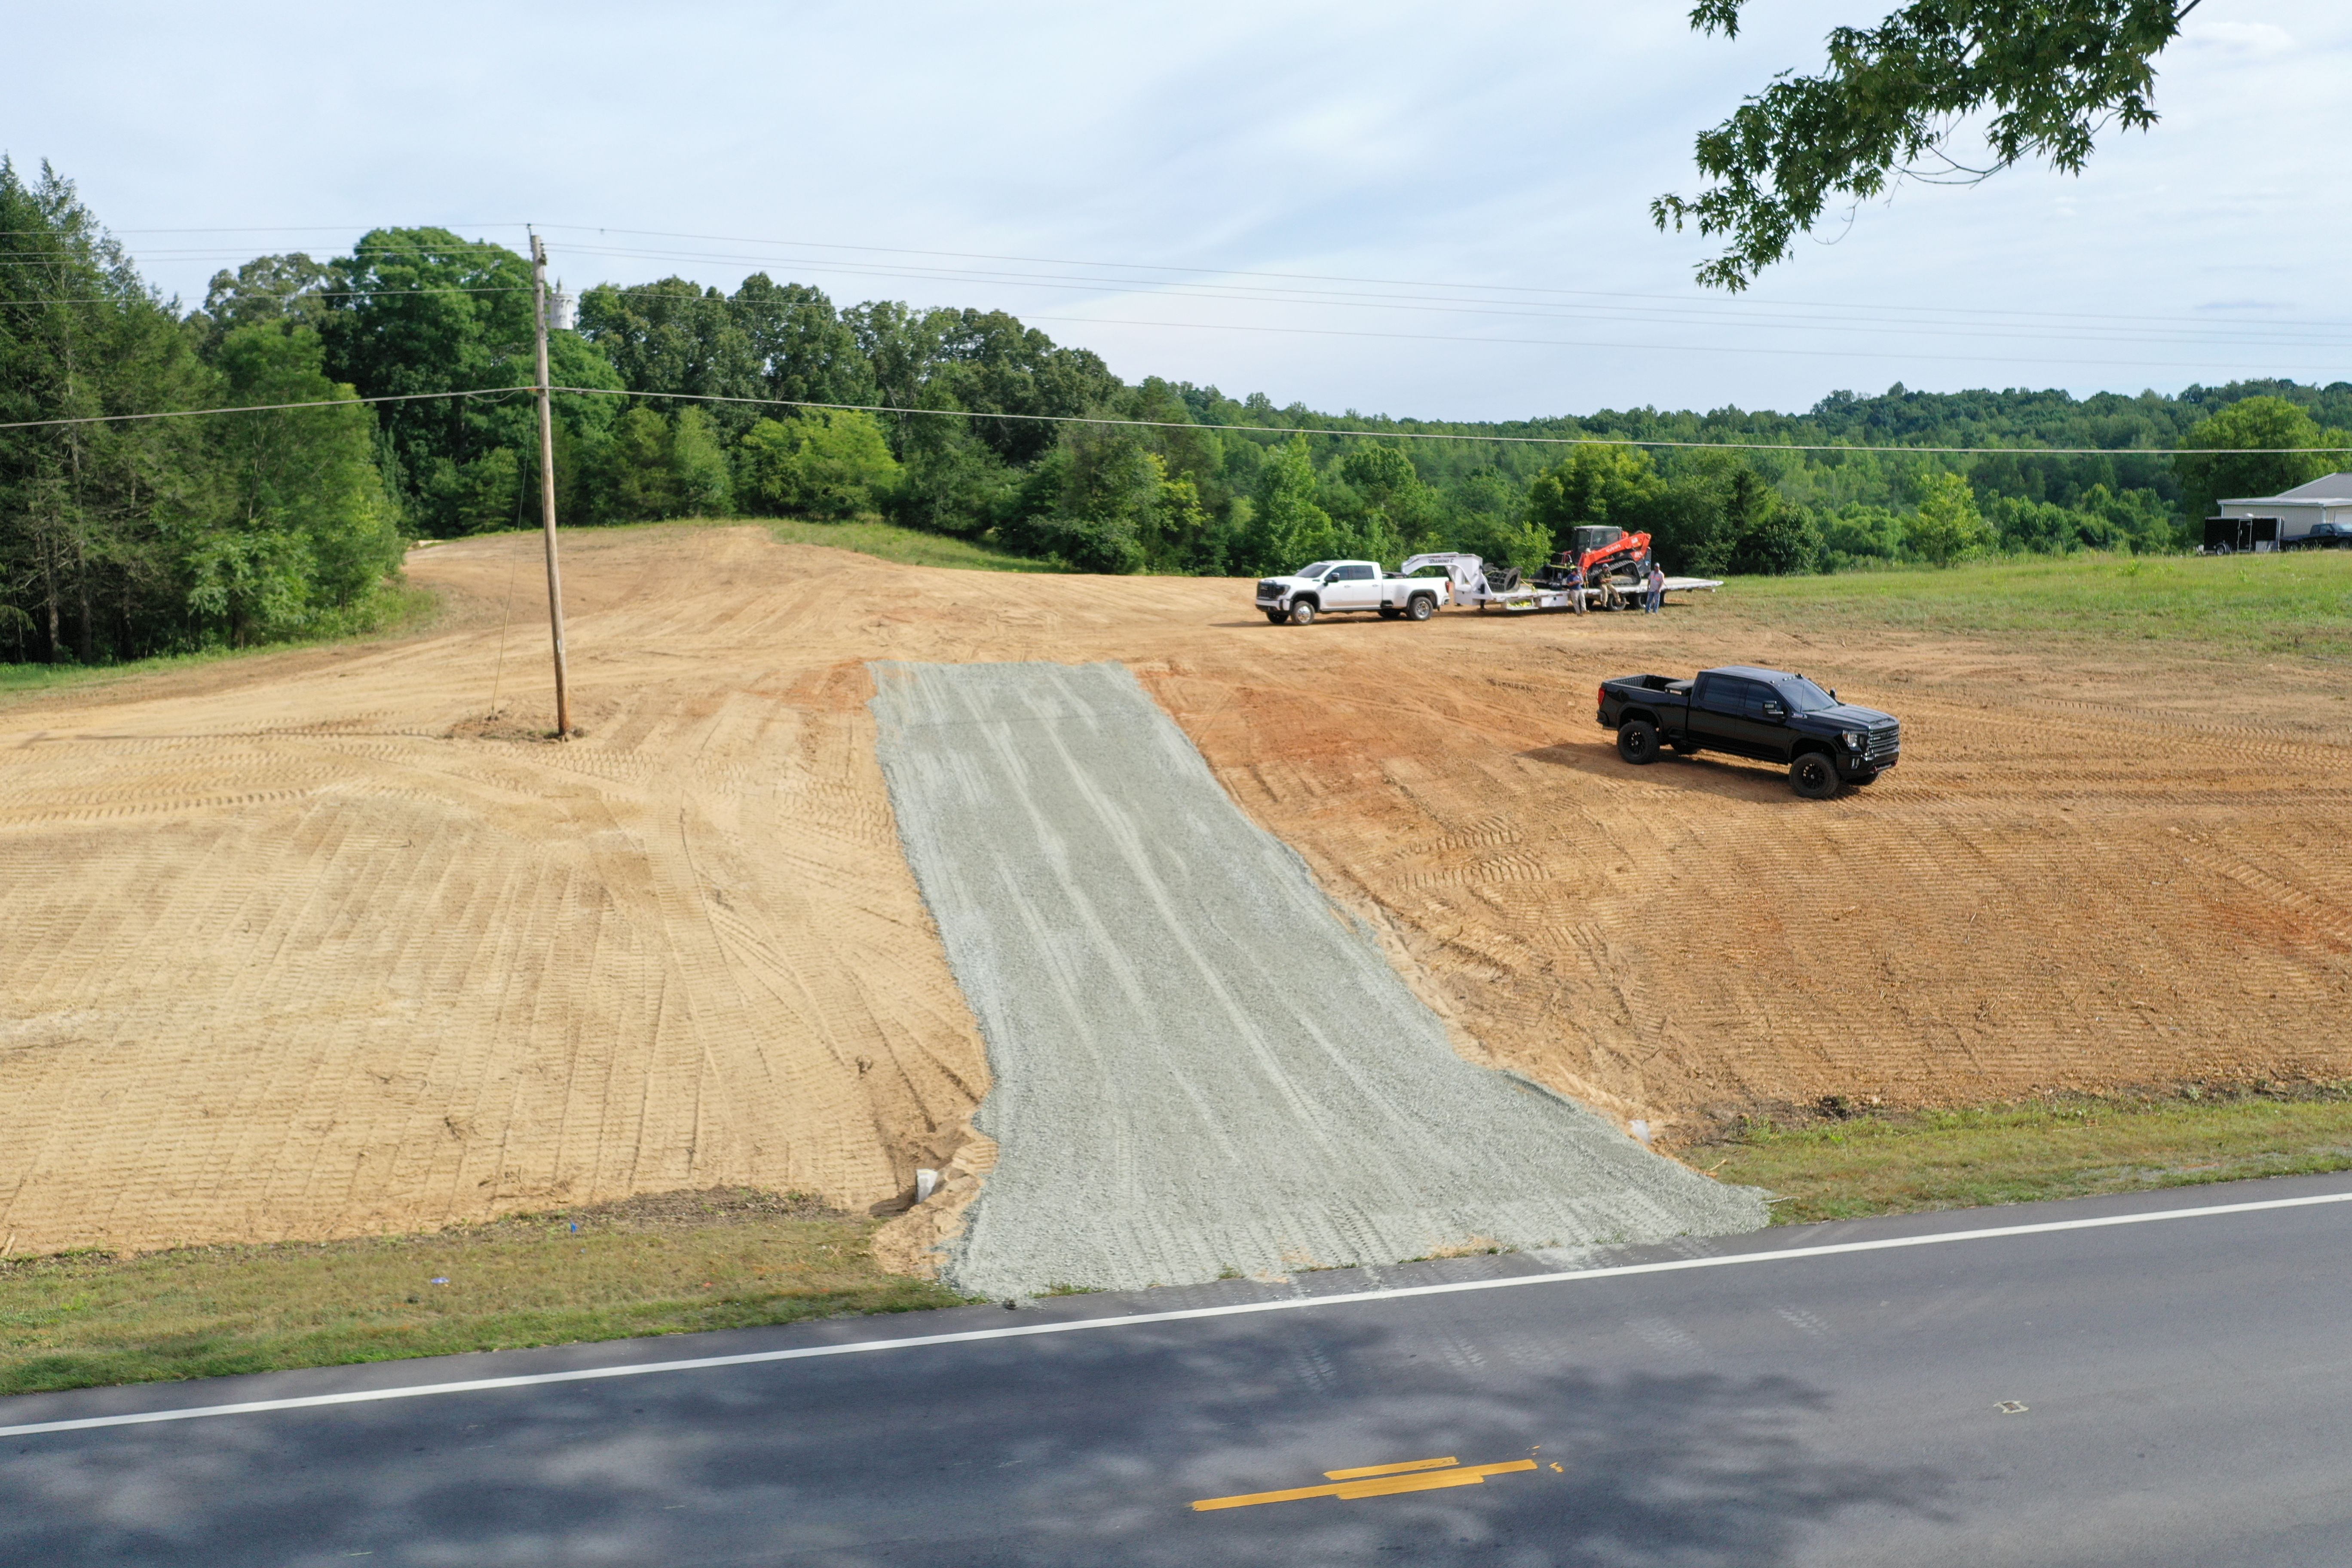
<box><xmin>1567</xmin><ymin>556</ymin><xmax>1586</xmax><ymax>614</ymax></box>
<box><xmin>1644</xmin><ymin>560</ymin><xmax>1665</xmax><ymax>614</ymax></box>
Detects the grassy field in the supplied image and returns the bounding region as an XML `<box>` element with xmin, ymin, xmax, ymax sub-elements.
<box><xmin>1699</xmin><ymin>1089</ymin><xmax>2352</xmax><ymax>1225</ymax></box>
<box><xmin>756</xmin><ymin>515</ymin><xmax>1063</xmax><ymax>573</ymax></box>
<box><xmin>0</xmin><ymin>1190</ymin><xmax>962</xmax><ymax>1398</ymax></box>
<box><xmin>1717</xmin><ymin>550</ymin><xmax>2352</xmax><ymax>660</ymax></box>
<box><xmin>0</xmin><ymin>582</ymin><xmax>440</xmax><ymax>700</ymax></box>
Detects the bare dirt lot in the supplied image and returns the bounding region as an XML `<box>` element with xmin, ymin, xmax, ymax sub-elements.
<box><xmin>5</xmin><ymin>524</ymin><xmax>2349</xmax><ymax>1262</ymax></box>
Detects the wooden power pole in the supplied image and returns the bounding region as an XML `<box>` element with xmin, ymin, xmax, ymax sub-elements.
<box><xmin>529</xmin><ymin>230</ymin><xmax>572</xmax><ymax>739</ymax></box>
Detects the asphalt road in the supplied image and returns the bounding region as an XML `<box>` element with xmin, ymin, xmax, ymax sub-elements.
<box><xmin>8</xmin><ymin>1174</ymin><xmax>2352</xmax><ymax>1568</ymax></box>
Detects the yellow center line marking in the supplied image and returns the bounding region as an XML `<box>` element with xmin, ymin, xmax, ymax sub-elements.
<box><xmin>1324</xmin><ymin>1456</ymin><xmax>1458</xmax><ymax>1480</ymax></box>
<box><xmin>1192</xmin><ymin>1458</ymin><xmax>1539</xmax><ymax>1511</ymax></box>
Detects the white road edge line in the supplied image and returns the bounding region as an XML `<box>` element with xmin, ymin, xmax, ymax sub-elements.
<box><xmin>8</xmin><ymin>1187</ymin><xmax>2350</xmax><ymax>1439</ymax></box>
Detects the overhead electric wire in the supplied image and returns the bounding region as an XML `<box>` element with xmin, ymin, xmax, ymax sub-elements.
<box><xmin>547</xmin><ymin>387</ymin><xmax>2350</xmax><ymax>456</ymax></box>
<box><xmin>996</xmin><ymin>312</ymin><xmax>2352</xmax><ymax>376</ymax></box>
<box><xmin>553</xmin><ymin>238</ymin><xmax>2347</xmax><ymax>343</ymax></box>
<box><xmin>542</xmin><ymin>223</ymin><xmax>2352</xmax><ymax>335</ymax></box>
<box><xmin>4</xmin><ymin>381</ymin><xmax>2344</xmax><ymax>455</ymax></box>
<box><xmin>0</xmin><ymin>228</ymin><xmax>527</xmax><ymax>241</ymax></box>
<box><xmin>547</xmin><ymin>243</ymin><xmax>2352</xmax><ymax>354</ymax></box>
<box><xmin>14</xmin><ymin>218</ymin><xmax>2346</xmax><ymax>340</ymax></box>
<box><xmin>540</xmin><ymin>239</ymin><xmax>2352</xmax><ymax>361</ymax></box>
<box><xmin>13</xmin><ymin>222</ymin><xmax>2345</xmax><ymax>373</ymax></box>
<box><xmin>0</xmin><ymin>387</ymin><xmax>527</xmax><ymax>432</ymax></box>
<box><xmin>0</xmin><ymin>286</ymin><xmax>536</xmax><ymax>306</ymax></box>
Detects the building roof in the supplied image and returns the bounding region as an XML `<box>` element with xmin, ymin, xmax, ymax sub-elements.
<box><xmin>2222</xmin><ymin>472</ymin><xmax>2352</xmax><ymax>505</ymax></box>
<box><xmin>2273</xmin><ymin>472</ymin><xmax>2352</xmax><ymax>501</ymax></box>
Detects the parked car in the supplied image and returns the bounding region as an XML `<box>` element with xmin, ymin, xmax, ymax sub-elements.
<box><xmin>2287</xmin><ymin>523</ymin><xmax>2352</xmax><ymax>550</ymax></box>
<box><xmin>1596</xmin><ymin>665</ymin><xmax>1900</xmax><ymax>798</ymax></box>
<box><xmin>1254</xmin><ymin>560</ymin><xmax>1448</xmax><ymax>625</ymax></box>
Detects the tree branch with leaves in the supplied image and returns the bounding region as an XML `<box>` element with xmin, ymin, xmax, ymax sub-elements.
<box><xmin>1654</xmin><ymin>0</ymin><xmax>2202</xmax><ymax>290</ymax></box>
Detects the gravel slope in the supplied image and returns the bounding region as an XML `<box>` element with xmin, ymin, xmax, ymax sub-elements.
<box><xmin>869</xmin><ymin>661</ymin><xmax>1766</xmax><ymax>1298</ymax></box>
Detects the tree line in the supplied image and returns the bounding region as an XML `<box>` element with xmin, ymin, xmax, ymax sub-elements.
<box><xmin>6</xmin><ymin>157</ymin><xmax>2349</xmax><ymax>665</ymax></box>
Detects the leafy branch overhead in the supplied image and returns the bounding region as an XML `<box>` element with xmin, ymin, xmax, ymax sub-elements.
<box><xmin>1656</xmin><ymin>0</ymin><xmax>2200</xmax><ymax>290</ymax></box>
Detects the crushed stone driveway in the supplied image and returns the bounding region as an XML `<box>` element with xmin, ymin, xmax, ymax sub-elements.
<box><xmin>868</xmin><ymin>660</ymin><xmax>1763</xmax><ymax>1298</ymax></box>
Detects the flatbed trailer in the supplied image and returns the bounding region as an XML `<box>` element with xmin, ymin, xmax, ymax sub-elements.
<box><xmin>1399</xmin><ymin>553</ymin><xmax>1723</xmax><ymax>613</ymax></box>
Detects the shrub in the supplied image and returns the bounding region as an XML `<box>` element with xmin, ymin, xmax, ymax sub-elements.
<box><xmin>735</xmin><ymin>410</ymin><xmax>899</xmax><ymax>520</ymax></box>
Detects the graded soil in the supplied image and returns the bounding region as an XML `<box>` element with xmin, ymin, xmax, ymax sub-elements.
<box><xmin>3</xmin><ymin>524</ymin><xmax>2348</xmax><ymax>1268</ymax></box>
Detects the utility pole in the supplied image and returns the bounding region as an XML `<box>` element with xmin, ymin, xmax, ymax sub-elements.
<box><xmin>529</xmin><ymin>229</ymin><xmax>571</xmax><ymax>738</ymax></box>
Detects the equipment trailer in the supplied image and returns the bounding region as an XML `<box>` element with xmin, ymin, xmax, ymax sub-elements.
<box><xmin>1403</xmin><ymin>527</ymin><xmax>1721</xmax><ymax>614</ymax></box>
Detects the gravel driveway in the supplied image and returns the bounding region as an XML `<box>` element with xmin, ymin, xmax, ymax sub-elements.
<box><xmin>870</xmin><ymin>661</ymin><xmax>1764</xmax><ymax>1298</ymax></box>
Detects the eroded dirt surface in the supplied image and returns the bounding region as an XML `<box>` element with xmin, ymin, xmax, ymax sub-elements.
<box><xmin>3</xmin><ymin>524</ymin><xmax>2348</xmax><ymax>1257</ymax></box>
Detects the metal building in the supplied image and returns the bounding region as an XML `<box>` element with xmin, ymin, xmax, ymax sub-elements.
<box><xmin>2207</xmin><ymin>472</ymin><xmax>2352</xmax><ymax>552</ymax></box>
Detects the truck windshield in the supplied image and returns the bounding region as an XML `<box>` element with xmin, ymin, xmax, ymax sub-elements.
<box><xmin>1778</xmin><ymin>678</ymin><xmax>1838</xmax><ymax>713</ymax></box>
<box><xmin>1294</xmin><ymin>561</ymin><xmax>1336</xmax><ymax>579</ymax></box>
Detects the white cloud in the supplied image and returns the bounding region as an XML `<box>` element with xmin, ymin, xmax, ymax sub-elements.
<box><xmin>2184</xmin><ymin>21</ymin><xmax>2296</xmax><ymax>58</ymax></box>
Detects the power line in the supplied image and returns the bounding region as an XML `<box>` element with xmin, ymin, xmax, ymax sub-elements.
<box><xmin>0</xmin><ymin>287</ymin><xmax>537</xmax><ymax>306</ymax></box>
<box><xmin>0</xmin><ymin>387</ymin><xmax>529</xmax><ymax>432</ymax></box>
<box><xmin>542</xmin><ymin>224</ymin><xmax>2352</xmax><ymax>336</ymax></box>
<box><xmin>0</xmin><ymin>225</ymin><xmax>527</xmax><ymax>236</ymax></box>
<box><xmin>549</xmin><ymin>246</ymin><xmax>2352</xmax><ymax>355</ymax></box>
<box><xmin>1000</xmin><ymin>312</ymin><xmax>2351</xmax><ymax>377</ymax></box>
<box><xmin>561</xmin><ymin>241</ymin><xmax>2352</xmax><ymax>348</ymax></box>
<box><xmin>14</xmin><ymin>217</ymin><xmax>2347</xmax><ymax>339</ymax></box>
<box><xmin>544</xmin><ymin>386</ymin><xmax>2349</xmax><ymax>457</ymax></box>
<box><xmin>1</xmin><ymin>380</ymin><xmax>2342</xmax><ymax>459</ymax></box>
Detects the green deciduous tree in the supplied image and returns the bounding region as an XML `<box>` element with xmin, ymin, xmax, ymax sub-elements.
<box><xmin>1527</xmin><ymin>446</ymin><xmax>1667</xmax><ymax>550</ymax></box>
<box><xmin>2173</xmin><ymin>397</ymin><xmax>2351</xmax><ymax>528</ymax></box>
<box><xmin>578</xmin><ymin>278</ymin><xmax>760</xmax><ymax>425</ymax></box>
<box><xmin>199</xmin><ymin>253</ymin><xmax>333</xmax><ymax>353</ymax></box>
<box><xmin>925</xmin><ymin>309</ymin><xmax>1124</xmax><ymax>467</ymax></box>
<box><xmin>1657</xmin><ymin>1</ymin><xmax>2200</xmax><ymax>288</ymax></box>
<box><xmin>1237</xmin><ymin>437</ymin><xmax>1343</xmax><ymax>574</ymax></box>
<box><xmin>670</xmin><ymin>407</ymin><xmax>733</xmax><ymax>517</ymax></box>
<box><xmin>593</xmin><ymin>407</ymin><xmax>733</xmax><ymax>521</ymax></box>
<box><xmin>1818</xmin><ymin>503</ymin><xmax>1910</xmax><ymax>567</ymax></box>
<box><xmin>1905</xmin><ymin>470</ymin><xmax>1994</xmax><ymax>565</ymax></box>
<box><xmin>1724</xmin><ymin>466</ymin><xmax>1821</xmax><ymax>575</ymax></box>
<box><xmin>195</xmin><ymin>323</ymin><xmax>404</xmax><ymax>640</ymax></box>
<box><xmin>320</xmin><ymin>228</ymin><xmax>536</xmax><ymax>533</ymax></box>
<box><xmin>736</xmin><ymin>410</ymin><xmax>900</xmax><ymax>519</ymax></box>
<box><xmin>731</xmin><ymin>276</ymin><xmax>877</xmax><ymax>413</ymax></box>
<box><xmin>1439</xmin><ymin>470</ymin><xmax>1551</xmax><ymax>575</ymax></box>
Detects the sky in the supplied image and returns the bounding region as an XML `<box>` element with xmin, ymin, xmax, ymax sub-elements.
<box><xmin>9</xmin><ymin>1</ymin><xmax>2349</xmax><ymax>423</ymax></box>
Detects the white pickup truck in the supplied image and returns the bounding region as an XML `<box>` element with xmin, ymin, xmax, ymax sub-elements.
<box><xmin>1254</xmin><ymin>560</ymin><xmax>1450</xmax><ymax>625</ymax></box>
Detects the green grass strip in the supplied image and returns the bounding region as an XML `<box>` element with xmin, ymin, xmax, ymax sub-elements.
<box><xmin>1705</xmin><ymin>1092</ymin><xmax>2352</xmax><ymax>1225</ymax></box>
<box><xmin>0</xmin><ymin>1195</ymin><xmax>963</xmax><ymax>1398</ymax></box>
<box><xmin>754</xmin><ymin>515</ymin><xmax>1065</xmax><ymax>573</ymax></box>
<box><xmin>1715</xmin><ymin>551</ymin><xmax>2352</xmax><ymax>661</ymax></box>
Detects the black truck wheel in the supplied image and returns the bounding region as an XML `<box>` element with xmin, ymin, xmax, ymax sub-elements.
<box><xmin>1670</xmin><ymin>736</ymin><xmax>1700</xmax><ymax>756</ymax></box>
<box><xmin>1265</xmin><ymin>610</ymin><xmax>1286</xmax><ymax>624</ymax></box>
<box><xmin>1378</xmin><ymin>605</ymin><xmax>1402</xmax><ymax>619</ymax></box>
<box><xmin>1406</xmin><ymin>594</ymin><xmax>1435</xmax><ymax>622</ymax></box>
<box><xmin>1790</xmin><ymin>751</ymin><xmax>1841</xmax><ymax>799</ymax></box>
<box><xmin>1288</xmin><ymin>599</ymin><xmax>1318</xmax><ymax>625</ymax></box>
<box><xmin>1617</xmin><ymin>720</ymin><xmax>1660</xmax><ymax>765</ymax></box>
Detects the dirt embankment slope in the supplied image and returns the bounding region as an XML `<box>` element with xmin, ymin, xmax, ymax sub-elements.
<box><xmin>3</xmin><ymin>524</ymin><xmax>2348</xmax><ymax>1257</ymax></box>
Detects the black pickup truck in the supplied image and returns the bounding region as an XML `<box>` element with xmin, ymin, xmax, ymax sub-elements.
<box><xmin>1596</xmin><ymin>665</ymin><xmax>1900</xmax><ymax>797</ymax></box>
